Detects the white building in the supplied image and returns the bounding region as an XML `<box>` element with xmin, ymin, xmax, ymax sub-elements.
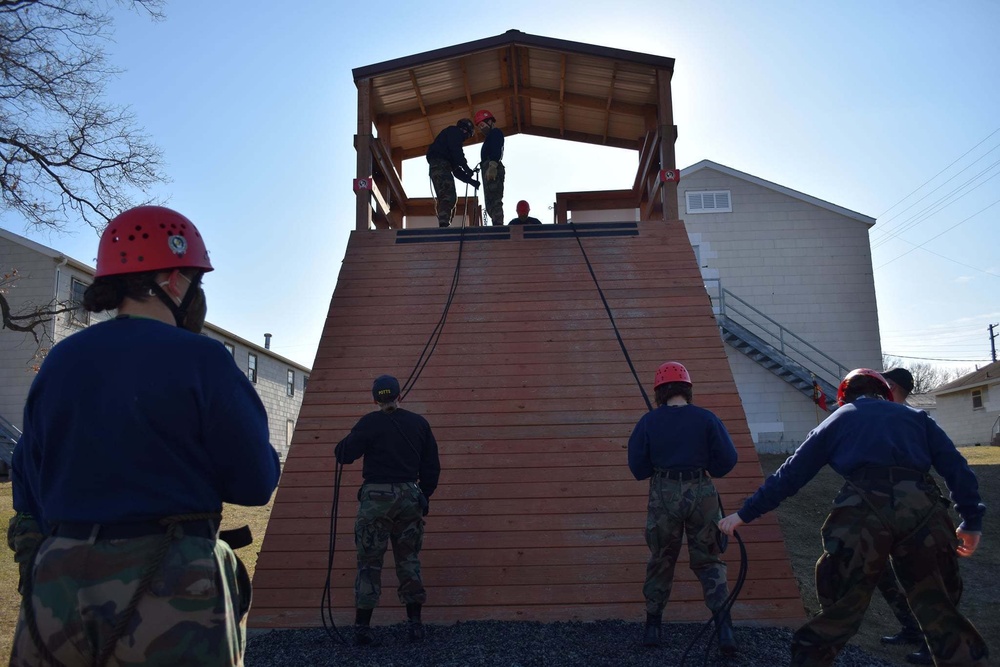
<box><xmin>679</xmin><ymin>160</ymin><xmax>883</xmax><ymax>450</ymax></box>
<box><xmin>931</xmin><ymin>361</ymin><xmax>1000</xmax><ymax>447</ymax></box>
<box><xmin>0</xmin><ymin>227</ymin><xmax>308</xmax><ymax>462</ymax></box>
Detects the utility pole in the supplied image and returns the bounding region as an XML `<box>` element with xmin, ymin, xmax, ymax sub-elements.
<box><xmin>990</xmin><ymin>323</ymin><xmax>999</xmax><ymax>363</ymax></box>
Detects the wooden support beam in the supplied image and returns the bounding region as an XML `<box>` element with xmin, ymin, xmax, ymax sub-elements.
<box><xmin>377</xmin><ymin>85</ymin><xmax>655</xmax><ymax>127</ymax></box>
<box><xmin>499</xmin><ymin>47</ymin><xmax>513</xmax><ymax>131</ymax></box>
<box><xmin>408</xmin><ymin>69</ymin><xmax>435</xmax><ymax>143</ymax></box>
<box><xmin>559</xmin><ymin>55</ymin><xmax>567</xmax><ymax>137</ymax></box>
<box><xmin>394</xmin><ymin>125</ymin><xmax>641</xmax><ymax>161</ymax></box>
<box><xmin>517</xmin><ymin>46</ymin><xmax>531</xmax><ymax>130</ymax></box>
<box><xmin>355</xmin><ymin>77</ymin><xmax>373</xmax><ymax>231</ymax></box>
<box><xmin>603</xmin><ymin>63</ymin><xmax>618</xmax><ymax>145</ymax></box>
<box><xmin>460</xmin><ymin>57</ymin><xmax>474</xmax><ymax>119</ymax></box>
<box><xmin>656</xmin><ymin>68</ymin><xmax>678</xmax><ymax>221</ymax></box>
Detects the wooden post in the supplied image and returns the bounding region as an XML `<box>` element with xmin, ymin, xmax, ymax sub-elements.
<box><xmin>356</xmin><ymin>77</ymin><xmax>374</xmax><ymax>231</ymax></box>
<box><xmin>656</xmin><ymin>68</ymin><xmax>678</xmax><ymax>222</ymax></box>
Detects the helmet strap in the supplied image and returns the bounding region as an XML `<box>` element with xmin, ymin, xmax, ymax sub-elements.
<box><xmin>150</xmin><ymin>271</ymin><xmax>202</xmax><ymax>328</ymax></box>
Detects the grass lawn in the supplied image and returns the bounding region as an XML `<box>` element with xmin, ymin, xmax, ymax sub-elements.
<box><xmin>0</xmin><ymin>446</ymin><xmax>996</xmax><ymax>662</ymax></box>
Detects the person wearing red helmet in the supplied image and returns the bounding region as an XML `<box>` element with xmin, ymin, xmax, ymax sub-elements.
<box><xmin>474</xmin><ymin>109</ymin><xmax>505</xmax><ymax>225</ymax></box>
<box><xmin>627</xmin><ymin>362</ymin><xmax>738</xmax><ymax>654</ymax></box>
<box><xmin>9</xmin><ymin>206</ymin><xmax>281</xmax><ymax>666</ymax></box>
<box><xmin>719</xmin><ymin>369</ymin><xmax>987</xmax><ymax>666</ymax></box>
<box><xmin>426</xmin><ymin>119</ymin><xmax>479</xmax><ymax>227</ymax></box>
<box><xmin>508</xmin><ymin>200</ymin><xmax>542</xmax><ymax>225</ymax></box>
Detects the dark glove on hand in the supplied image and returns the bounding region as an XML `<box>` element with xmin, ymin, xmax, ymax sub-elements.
<box><xmin>470</xmin><ymin>179</ymin><xmax>480</xmax><ymax>189</ymax></box>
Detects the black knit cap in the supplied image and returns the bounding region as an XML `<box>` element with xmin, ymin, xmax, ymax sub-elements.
<box><xmin>882</xmin><ymin>368</ymin><xmax>914</xmax><ymax>394</ymax></box>
<box><xmin>372</xmin><ymin>374</ymin><xmax>400</xmax><ymax>402</ymax></box>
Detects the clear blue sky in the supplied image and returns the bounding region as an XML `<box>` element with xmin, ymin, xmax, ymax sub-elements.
<box><xmin>5</xmin><ymin>1</ymin><xmax>999</xmax><ymax>371</ymax></box>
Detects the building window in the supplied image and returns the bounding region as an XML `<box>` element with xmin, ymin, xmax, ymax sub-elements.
<box><xmin>248</xmin><ymin>353</ymin><xmax>257</xmax><ymax>383</ymax></box>
<box><xmin>303</xmin><ymin>375</ymin><xmax>309</xmax><ymax>391</ymax></box>
<box><xmin>287</xmin><ymin>369</ymin><xmax>295</xmax><ymax>397</ymax></box>
<box><xmin>972</xmin><ymin>389</ymin><xmax>983</xmax><ymax>410</ymax></box>
<box><xmin>685</xmin><ymin>190</ymin><xmax>732</xmax><ymax>214</ymax></box>
<box><xmin>69</xmin><ymin>278</ymin><xmax>90</xmax><ymax>325</ymax></box>
<box><xmin>224</xmin><ymin>343</ymin><xmax>235</xmax><ymax>357</ymax></box>
<box><xmin>286</xmin><ymin>419</ymin><xmax>295</xmax><ymax>449</ymax></box>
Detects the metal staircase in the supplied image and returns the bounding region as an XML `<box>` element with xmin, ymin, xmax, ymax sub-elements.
<box><xmin>705</xmin><ymin>279</ymin><xmax>848</xmax><ymax>411</ymax></box>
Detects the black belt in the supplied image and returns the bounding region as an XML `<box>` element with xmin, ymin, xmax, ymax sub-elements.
<box><xmin>655</xmin><ymin>469</ymin><xmax>704</xmax><ymax>481</ymax></box>
<box><xmin>53</xmin><ymin>519</ymin><xmax>219</xmax><ymax>541</ymax></box>
<box><xmin>848</xmin><ymin>467</ymin><xmax>927</xmax><ymax>484</ymax></box>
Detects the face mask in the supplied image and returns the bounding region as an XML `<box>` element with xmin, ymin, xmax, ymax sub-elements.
<box><xmin>181</xmin><ymin>286</ymin><xmax>207</xmax><ymax>334</ymax></box>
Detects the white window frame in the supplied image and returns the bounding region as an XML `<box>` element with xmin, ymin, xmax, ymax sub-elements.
<box><xmin>685</xmin><ymin>190</ymin><xmax>732</xmax><ymax>214</ymax></box>
<box><xmin>69</xmin><ymin>278</ymin><xmax>90</xmax><ymax>326</ymax></box>
<box><xmin>248</xmin><ymin>353</ymin><xmax>258</xmax><ymax>384</ymax></box>
<box><xmin>972</xmin><ymin>388</ymin><xmax>983</xmax><ymax>410</ymax></box>
<box><xmin>286</xmin><ymin>369</ymin><xmax>295</xmax><ymax>397</ymax></box>
<box><xmin>224</xmin><ymin>342</ymin><xmax>235</xmax><ymax>357</ymax></box>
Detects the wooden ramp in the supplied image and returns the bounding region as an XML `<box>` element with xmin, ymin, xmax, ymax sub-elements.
<box><xmin>250</xmin><ymin>221</ymin><xmax>806</xmax><ymax>629</ymax></box>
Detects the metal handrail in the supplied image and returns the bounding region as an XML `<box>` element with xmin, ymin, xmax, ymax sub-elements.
<box><xmin>704</xmin><ymin>278</ymin><xmax>849</xmax><ymax>386</ymax></box>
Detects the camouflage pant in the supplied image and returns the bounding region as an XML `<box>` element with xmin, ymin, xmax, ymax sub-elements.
<box><xmin>10</xmin><ymin>532</ymin><xmax>249</xmax><ymax>667</ymax></box>
<box><xmin>643</xmin><ymin>472</ymin><xmax>729</xmax><ymax>615</ymax></box>
<box><xmin>7</xmin><ymin>513</ymin><xmax>43</xmax><ymax>596</ymax></box>
<box><xmin>480</xmin><ymin>160</ymin><xmax>505</xmax><ymax>225</ymax></box>
<box><xmin>355</xmin><ymin>482</ymin><xmax>426</xmax><ymax>610</ymax></box>
<box><xmin>876</xmin><ymin>558</ymin><xmax>920</xmax><ymax>634</ymax></box>
<box><xmin>429</xmin><ymin>158</ymin><xmax>457</xmax><ymax>226</ymax></box>
<box><xmin>791</xmin><ymin>477</ymin><xmax>988</xmax><ymax>667</ymax></box>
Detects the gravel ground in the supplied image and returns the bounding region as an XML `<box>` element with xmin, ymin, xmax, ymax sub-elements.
<box><xmin>246</xmin><ymin>620</ymin><xmax>898</xmax><ymax>666</ymax></box>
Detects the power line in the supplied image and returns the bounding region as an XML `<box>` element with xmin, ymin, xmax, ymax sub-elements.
<box><xmin>884</xmin><ymin>353</ymin><xmax>989</xmax><ymax>363</ymax></box>
<box><xmin>875</xmin><ymin>197</ymin><xmax>1000</xmax><ymax>270</ymax></box>
<box><xmin>875</xmin><ymin>127</ymin><xmax>1000</xmax><ymax>219</ymax></box>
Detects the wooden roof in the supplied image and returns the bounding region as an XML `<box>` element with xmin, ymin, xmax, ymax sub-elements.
<box><xmin>250</xmin><ymin>221</ymin><xmax>805</xmax><ymax>629</ymax></box>
<box><xmin>353</xmin><ymin>29</ymin><xmax>676</xmax><ymax>161</ymax></box>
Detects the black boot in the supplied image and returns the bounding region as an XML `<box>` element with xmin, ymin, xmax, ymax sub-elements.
<box><xmin>642</xmin><ymin>613</ymin><xmax>662</xmax><ymax>647</ymax></box>
<box><xmin>354</xmin><ymin>608</ymin><xmax>374</xmax><ymax>646</ymax></box>
<box><xmin>406</xmin><ymin>602</ymin><xmax>425</xmax><ymax>643</ymax></box>
<box><xmin>716</xmin><ymin>610</ymin><xmax>737</xmax><ymax>656</ymax></box>
<box><xmin>881</xmin><ymin>628</ymin><xmax>923</xmax><ymax>645</ymax></box>
<box><xmin>905</xmin><ymin>644</ymin><xmax>933</xmax><ymax>665</ymax></box>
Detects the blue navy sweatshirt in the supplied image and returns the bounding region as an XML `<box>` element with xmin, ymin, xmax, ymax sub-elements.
<box><xmin>13</xmin><ymin>317</ymin><xmax>281</xmax><ymax>533</ymax></box>
<box><xmin>479</xmin><ymin>126</ymin><xmax>504</xmax><ymax>163</ymax></box>
<box><xmin>628</xmin><ymin>404</ymin><xmax>738</xmax><ymax>481</ymax></box>
<box><xmin>335</xmin><ymin>408</ymin><xmax>441</xmax><ymax>499</ymax></box>
<box><xmin>426</xmin><ymin>125</ymin><xmax>476</xmax><ymax>183</ymax></box>
<box><xmin>737</xmin><ymin>397</ymin><xmax>985</xmax><ymax>532</ymax></box>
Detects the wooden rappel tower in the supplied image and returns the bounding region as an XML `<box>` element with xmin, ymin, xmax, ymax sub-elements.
<box><xmin>250</xmin><ymin>29</ymin><xmax>805</xmax><ymax>630</ymax></box>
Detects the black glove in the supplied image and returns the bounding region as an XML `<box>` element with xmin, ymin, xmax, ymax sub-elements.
<box><xmin>470</xmin><ymin>179</ymin><xmax>480</xmax><ymax>189</ymax></box>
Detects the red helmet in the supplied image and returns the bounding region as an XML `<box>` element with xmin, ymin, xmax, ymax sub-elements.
<box><xmin>836</xmin><ymin>368</ymin><xmax>892</xmax><ymax>406</ymax></box>
<box><xmin>654</xmin><ymin>362</ymin><xmax>691</xmax><ymax>389</ymax></box>
<box><xmin>95</xmin><ymin>206</ymin><xmax>214</xmax><ymax>278</ymax></box>
<box><xmin>516</xmin><ymin>200</ymin><xmax>530</xmax><ymax>216</ymax></box>
<box><xmin>474</xmin><ymin>109</ymin><xmax>495</xmax><ymax>125</ymax></box>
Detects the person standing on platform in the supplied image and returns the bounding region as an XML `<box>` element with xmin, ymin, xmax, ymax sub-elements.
<box><xmin>475</xmin><ymin>109</ymin><xmax>505</xmax><ymax>225</ymax></box>
<box><xmin>426</xmin><ymin>119</ymin><xmax>479</xmax><ymax>227</ymax></box>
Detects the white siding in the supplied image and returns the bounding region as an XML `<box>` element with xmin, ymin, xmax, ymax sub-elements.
<box><xmin>933</xmin><ymin>384</ymin><xmax>1000</xmax><ymax>447</ymax></box>
<box><xmin>680</xmin><ymin>166</ymin><xmax>882</xmax><ymax>449</ymax></box>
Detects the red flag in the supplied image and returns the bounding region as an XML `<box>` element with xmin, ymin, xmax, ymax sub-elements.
<box><xmin>812</xmin><ymin>381</ymin><xmax>828</xmax><ymax>411</ymax></box>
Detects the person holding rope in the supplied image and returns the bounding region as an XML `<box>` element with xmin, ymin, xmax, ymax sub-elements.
<box><xmin>475</xmin><ymin>109</ymin><xmax>505</xmax><ymax>225</ymax></box>
<box><xmin>9</xmin><ymin>206</ymin><xmax>281</xmax><ymax>667</ymax></box>
<box><xmin>627</xmin><ymin>362</ymin><xmax>738</xmax><ymax>655</ymax></box>
<box><xmin>335</xmin><ymin>375</ymin><xmax>441</xmax><ymax>646</ymax></box>
<box><xmin>719</xmin><ymin>368</ymin><xmax>988</xmax><ymax>667</ymax></box>
<box><xmin>426</xmin><ymin>118</ymin><xmax>479</xmax><ymax>227</ymax></box>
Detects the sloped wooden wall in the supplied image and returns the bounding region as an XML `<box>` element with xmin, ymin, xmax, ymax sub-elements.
<box><xmin>250</xmin><ymin>221</ymin><xmax>805</xmax><ymax>628</ymax></box>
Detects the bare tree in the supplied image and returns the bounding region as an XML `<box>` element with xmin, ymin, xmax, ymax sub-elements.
<box><xmin>1</xmin><ymin>0</ymin><xmax>167</xmax><ymax>233</ymax></box>
<box><xmin>882</xmin><ymin>355</ymin><xmax>973</xmax><ymax>394</ymax></box>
